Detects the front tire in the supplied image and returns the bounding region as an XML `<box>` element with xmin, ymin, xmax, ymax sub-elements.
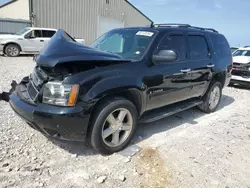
<box><xmin>198</xmin><ymin>81</ymin><xmax>222</xmax><ymax>113</ymax></box>
<box><xmin>5</xmin><ymin>44</ymin><xmax>20</xmax><ymax>57</ymax></box>
<box><xmin>90</xmin><ymin>97</ymin><xmax>138</xmax><ymax>155</ymax></box>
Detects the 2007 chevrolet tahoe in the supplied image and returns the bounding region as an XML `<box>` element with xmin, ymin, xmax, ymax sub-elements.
<box><xmin>0</xmin><ymin>24</ymin><xmax>232</xmax><ymax>154</ymax></box>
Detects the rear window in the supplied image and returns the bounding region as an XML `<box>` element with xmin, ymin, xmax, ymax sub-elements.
<box><xmin>188</xmin><ymin>35</ymin><xmax>209</xmax><ymax>60</ymax></box>
<box><xmin>42</xmin><ymin>30</ymin><xmax>56</xmax><ymax>38</ymax></box>
<box><xmin>209</xmin><ymin>34</ymin><xmax>231</xmax><ymax>58</ymax></box>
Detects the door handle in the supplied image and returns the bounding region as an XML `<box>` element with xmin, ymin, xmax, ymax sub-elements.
<box><xmin>207</xmin><ymin>64</ymin><xmax>215</xmax><ymax>68</ymax></box>
<box><xmin>40</xmin><ymin>40</ymin><xmax>44</xmax><ymax>42</ymax></box>
<box><xmin>180</xmin><ymin>68</ymin><xmax>191</xmax><ymax>73</ymax></box>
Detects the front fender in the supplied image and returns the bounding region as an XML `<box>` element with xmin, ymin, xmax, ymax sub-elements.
<box><xmin>1</xmin><ymin>39</ymin><xmax>22</xmax><ymax>50</ymax></box>
<box><xmin>83</xmin><ymin>75</ymin><xmax>144</xmax><ymax>102</ymax></box>
<box><xmin>62</xmin><ymin>63</ymin><xmax>146</xmax><ymax>112</ymax></box>
<box><xmin>1</xmin><ymin>39</ymin><xmax>18</xmax><ymax>45</ymax></box>
<box><xmin>63</xmin><ymin>66</ymin><xmax>145</xmax><ymax>103</ymax></box>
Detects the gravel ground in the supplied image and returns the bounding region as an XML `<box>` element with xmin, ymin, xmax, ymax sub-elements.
<box><xmin>0</xmin><ymin>56</ymin><xmax>250</xmax><ymax>188</ymax></box>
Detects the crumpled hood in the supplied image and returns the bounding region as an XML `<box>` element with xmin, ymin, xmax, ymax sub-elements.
<box><xmin>233</xmin><ymin>56</ymin><xmax>250</xmax><ymax>64</ymax></box>
<box><xmin>36</xmin><ymin>29</ymin><xmax>128</xmax><ymax>68</ymax></box>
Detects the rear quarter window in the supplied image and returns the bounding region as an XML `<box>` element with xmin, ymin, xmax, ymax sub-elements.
<box><xmin>209</xmin><ymin>34</ymin><xmax>231</xmax><ymax>58</ymax></box>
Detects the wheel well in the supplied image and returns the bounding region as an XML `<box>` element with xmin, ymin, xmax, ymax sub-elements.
<box><xmin>85</xmin><ymin>90</ymin><xmax>142</xmax><ymax>137</ymax></box>
<box><xmin>92</xmin><ymin>90</ymin><xmax>142</xmax><ymax>115</ymax></box>
<box><xmin>213</xmin><ymin>72</ymin><xmax>226</xmax><ymax>87</ymax></box>
<box><xmin>3</xmin><ymin>43</ymin><xmax>22</xmax><ymax>53</ymax></box>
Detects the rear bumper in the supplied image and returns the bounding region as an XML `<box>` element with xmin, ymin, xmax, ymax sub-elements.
<box><xmin>9</xmin><ymin>83</ymin><xmax>90</xmax><ymax>142</ymax></box>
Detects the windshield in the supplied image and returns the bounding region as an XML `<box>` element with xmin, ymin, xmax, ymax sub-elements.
<box><xmin>91</xmin><ymin>29</ymin><xmax>156</xmax><ymax>60</ymax></box>
<box><xmin>14</xmin><ymin>28</ymin><xmax>30</xmax><ymax>35</ymax></box>
<box><xmin>233</xmin><ymin>50</ymin><xmax>250</xmax><ymax>57</ymax></box>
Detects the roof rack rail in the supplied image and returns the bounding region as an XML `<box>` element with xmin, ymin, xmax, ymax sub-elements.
<box><xmin>151</xmin><ymin>23</ymin><xmax>218</xmax><ymax>33</ymax></box>
<box><xmin>190</xmin><ymin>26</ymin><xmax>218</xmax><ymax>33</ymax></box>
<box><xmin>153</xmin><ymin>23</ymin><xmax>191</xmax><ymax>28</ymax></box>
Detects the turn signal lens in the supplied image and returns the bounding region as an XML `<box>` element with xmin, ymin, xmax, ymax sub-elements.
<box><xmin>68</xmin><ymin>85</ymin><xmax>79</xmax><ymax>106</ymax></box>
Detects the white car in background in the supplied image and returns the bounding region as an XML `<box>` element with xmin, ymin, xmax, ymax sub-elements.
<box><xmin>0</xmin><ymin>27</ymin><xmax>85</xmax><ymax>57</ymax></box>
<box><xmin>231</xmin><ymin>47</ymin><xmax>250</xmax><ymax>86</ymax></box>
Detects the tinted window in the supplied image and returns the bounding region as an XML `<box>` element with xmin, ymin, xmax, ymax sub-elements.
<box><xmin>34</xmin><ymin>30</ymin><xmax>42</xmax><ymax>38</ymax></box>
<box><xmin>42</xmin><ymin>30</ymin><xmax>56</xmax><ymax>38</ymax></box>
<box><xmin>209</xmin><ymin>34</ymin><xmax>231</xmax><ymax>58</ymax></box>
<box><xmin>188</xmin><ymin>35</ymin><xmax>209</xmax><ymax>60</ymax></box>
<box><xmin>158</xmin><ymin>34</ymin><xmax>187</xmax><ymax>61</ymax></box>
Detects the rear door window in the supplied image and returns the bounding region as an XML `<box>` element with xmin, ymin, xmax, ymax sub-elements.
<box><xmin>188</xmin><ymin>35</ymin><xmax>209</xmax><ymax>60</ymax></box>
<box><xmin>42</xmin><ymin>30</ymin><xmax>56</xmax><ymax>38</ymax></box>
<box><xmin>158</xmin><ymin>34</ymin><xmax>187</xmax><ymax>61</ymax></box>
<box><xmin>34</xmin><ymin>30</ymin><xmax>42</xmax><ymax>38</ymax></box>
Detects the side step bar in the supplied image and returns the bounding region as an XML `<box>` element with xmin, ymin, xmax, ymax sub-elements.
<box><xmin>140</xmin><ymin>99</ymin><xmax>203</xmax><ymax>123</ymax></box>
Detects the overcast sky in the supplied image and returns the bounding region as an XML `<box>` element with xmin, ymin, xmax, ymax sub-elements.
<box><xmin>129</xmin><ymin>0</ymin><xmax>250</xmax><ymax>47</ymax></box>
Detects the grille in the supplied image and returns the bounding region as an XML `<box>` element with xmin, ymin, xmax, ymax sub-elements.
<box><xmin>27</xmin><ymin>82</ymin><xmax>39</xmax><ymax>100</ymax></box>
<box><xmin>233</xmin><ymin>62</ymin><xmax>241</xmax><ymax>67</ymax></box>
<box><xmin>232</xmin><ymin>70</ymin><xmax>250</xmax><ymax>77</ymax></box>
<box><xmin>30</xmin><ymin>69</ymin><xmax>43</xmax><ymax>88</ymax></box>
<box><xmin>233</xmin><ymin>63</ymin><xmax>249</xmax><ymax>71</ymax></box>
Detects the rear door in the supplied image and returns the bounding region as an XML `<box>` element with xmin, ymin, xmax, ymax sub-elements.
<box><xmin>41</xmin><ymin>30</ymin><xmax>56</xmax><ymax>47</ymax></box>
<box><xmin>187</xmin><ymin>33</ymin><xmax>213</xmax><ymax>98</ymax></box>
<box><xmin>146</xmin><ymin>32</ymin><xmax>191</xmax><ymax>110</ymax></box>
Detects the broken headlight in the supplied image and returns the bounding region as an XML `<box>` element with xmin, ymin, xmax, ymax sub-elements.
<box><xmin>42</xmin><ymin>82</ymin><xmax>79</xmax><ymax>106</ymax></box>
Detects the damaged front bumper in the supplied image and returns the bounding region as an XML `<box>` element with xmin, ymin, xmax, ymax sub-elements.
<box><xmin>231</xmin><ymin>65</ymin><xmax>250</xmax><ymax>85</ymax></box>
<box><xmin>1</xmin><ymin>79</ymin><xmax>90</xmax><ymax>142</ymax></box>
<box><xmin>231</xmin><ymin>75</ymin><xmax>250</xmax><ymax>85</ymax></box>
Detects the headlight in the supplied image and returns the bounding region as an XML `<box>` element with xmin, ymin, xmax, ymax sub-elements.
<box><xmin>42</xmin><ymin>82</ymin><xmax>79</xmax><ymax>106</ymax></box>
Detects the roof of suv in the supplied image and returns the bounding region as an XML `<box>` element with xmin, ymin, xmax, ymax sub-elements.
<box><xmin>120</xmin><ymin>24</ymin><xmax>220</xmax><ymax>35</ymax></box>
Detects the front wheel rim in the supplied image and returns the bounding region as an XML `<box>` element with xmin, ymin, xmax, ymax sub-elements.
<box><xmin>7</xmin><ymin>47</ymin><xmax>18</xmax><ymax>56</ymax></box>
<box><xmin>102</xmin><ymin>108</ymin><xmax>133</xmax><ymax>148</ymax></box>
<box><xmin>208</xmin><ymin>86</ymin><xmax>221</xmax><ymax>109</ymax></box>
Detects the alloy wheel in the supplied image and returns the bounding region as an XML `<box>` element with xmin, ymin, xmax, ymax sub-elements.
<box><xmin>208</xmin><ymin>86</ymin><xmax>221</xmax><ymax>109</ymax></box>
<box><xmin>7</xmin><ymin>47</ymin><xmax>19</xmax><ymax>56</ymax></box>
<box><xmin>102</xmin><ymin>108</ymin><xmax>133</xmax><ymax>147</ymax></box>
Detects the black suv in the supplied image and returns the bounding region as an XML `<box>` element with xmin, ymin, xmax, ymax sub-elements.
<box><xmin>1</xmin><ymin>24</ymin><xmax>232</xmax><ymax>154</ymax></box>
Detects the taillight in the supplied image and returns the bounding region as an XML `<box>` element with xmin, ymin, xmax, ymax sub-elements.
<box><xmin>227</xmin><ymin>60</ymin><xmax>233</xmax><ymax>73</ymax></box>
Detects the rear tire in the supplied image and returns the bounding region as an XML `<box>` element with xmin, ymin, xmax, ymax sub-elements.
<box><xmin>198</xmin><ymin>81</ymin><xmax>222</xmax><ymax>113</ymax></box>
<box><xmin>90</xmin><ymin>97</ymin><xmax>138</xmax><ymax>155</ymax></box>
<box><xmin>5</xmin><ymin>44</ymin><xmax>20</xmax><ymax>57</ymax></box>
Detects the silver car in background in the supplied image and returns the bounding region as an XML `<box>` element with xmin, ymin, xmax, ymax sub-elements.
<box><xmin>0</xmin><ymin>27</ymin><xmax>85</xmax><ymax>57</ymax></box>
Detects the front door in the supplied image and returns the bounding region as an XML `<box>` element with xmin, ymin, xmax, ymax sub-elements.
<box><xmin>145</xmin><ymin>32</ymin><xmax>191</xmax><ymax>111</ymax></box>
<box><xmin>22</xmin><ymin>30</ymin><xmax>44</xmax><ymax>52</ymax></box>
<box><xmin>186</xmin><ymin>34</ymin><xmax>213</xmax><ymax>98</ymax></box>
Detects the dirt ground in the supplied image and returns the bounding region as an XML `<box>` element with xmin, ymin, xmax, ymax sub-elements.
<box><xmin>0</xmin><ymin>56</ymin><xmax>250</xmax><ymax>188</ymax></box>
